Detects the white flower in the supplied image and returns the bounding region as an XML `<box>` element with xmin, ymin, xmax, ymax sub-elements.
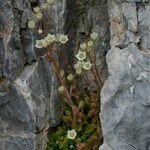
<box><xmin>58</xmin><ymin>86</ymin><xmax>65</xmax><ymax>93</ymax></box>
<box><xmin>45</xmin><ymin>34</ymin><xmax>55</xmax><ymax>43</ymax></box>
<box><xmin>60</xmin><ymin>69</ymin><xmax>64</xmax><ymax>77</ymax></box>
<box><xmin>41</xmin><ymin>3</ymin><xmax>48</xmax><ymax>9</ymax></box>
<box><xmin>35</xmin><ymin>39</ymin><xmax>49</xmax><ymax>48</ymax></box>
<box><xmin>86</xmin><ymin>47</ymin><xmax>92</xmax><ymax>52</ymax></box>
<box><xmin>42</xmin><ymin>39</ymin><xmax>50</xmax><ymax>47</ymax></box>
<box><xmin>35</xmin><ymin>40</ymin><xmax>44</xmax><ymax>49</ymax></box>
<box><xmin>80</xmin><ymin>43</ymin><xmax>87</xmax><ymax>50</ymax></box>
<box><xmin>87</xmin><ymin>41</ymin><xmax>94</xmax><ymax>47</ymax></box>
<box><xmin>74</xmin><ymin>61</ymin><xmax>84</xmax><ymax>69</ymax></box>
<box><xmin>43</xmin><ymin>39</ymin><xmax>50</xmax><ymax>47</ymax></box>
<box><xmin>90</xmin><ymin>32</ymin><xmax>99</xmax><ymax>40</ymax></box>
<box><xmin>75</xmin><ymin>51</ymin><xmax>86</xmax><ymax>61</ymax></box>
<box><xmin>67</xmin><ymin>74</ymin><xmax>74</xmax><ymax>81</ymax></box>
<box><xmin>36</xmin><ymin>13</ymin><xmax>43</xmax><ymax>20</ymax></box>
<box><xmin>58</xmin><ymin>34</ymin><xmax>69</xmax><ymax>44</ymax></box>
<box><xmin>70</xmin><ymin>145</ymin><xmax>74</xmax><ymax>149</ymax></box>
<box><xmin>28</xmin><ymin>20</ymin><xmax>35</xmax><ymax>28</ymax></box>
<box><xmin>76</xmin><ymin>68</ymin><xmax>82</xmax><ymax>75</ymax></box>
<box><xmin>83</xmin><ymin>61</ymin><xmax>92</xmax><ymax>70</ymax></box>
<box><xmin>33</xmin><ymin>7</ymin><xmax>41</xmax><ymax>13</ymax></box>
<box><xmin>38</xmin><ymin>29</ymin><xmax>43</xmax><ymax>34</ymax></box>
<box><xmin>47</xmin><ymin>0</ymin><xmax>55</xmax><ymax>5</ymax></box>
<box><xmin>67</xmin><ymin>129</ymin><xmax>77</xmax><ymax>140</ymax></box>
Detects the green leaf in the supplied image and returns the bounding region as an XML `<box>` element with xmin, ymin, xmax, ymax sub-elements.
<box><xmin>61</xmin><ymin>115</ymin><xmax>72</xmax><ymax>124</ymax></box>
<box><xmin>65</xmin><ymin>110</ymin><xmax>72</xmax><ymax>117</ymax></box>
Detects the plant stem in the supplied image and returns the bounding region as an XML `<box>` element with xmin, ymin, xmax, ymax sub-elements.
<box><xmin>93</xmin><ymin>50</ymin><xmax>103</xmax><ymax>87</ymax></box>
<box><xmin>52</xmin><ymin>61</ymin><xmax>74</xmax><ymax>107</ymax></box>
<box><xmin>87</xmin><ymin>53</ymin><xmax>101</xmax><ymax>91</ymax></box>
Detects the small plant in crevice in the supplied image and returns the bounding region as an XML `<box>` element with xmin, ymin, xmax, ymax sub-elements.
<box><xmin>45</xmin><ymin>31</ymin><xmax>103</xmax><ymax>150</ymax></box>
<box><xmin>28</xmin><ymin>1</ymin><xmax>103</xmax><ymax>150</ymax></box>
<box><xmin>46</xmin><ymin>31</ymin><xmax>102</xmax><ymax>150</ymax></box>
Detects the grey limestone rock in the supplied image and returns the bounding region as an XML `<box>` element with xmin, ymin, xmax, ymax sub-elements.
<box><xmin>0</xmin><ymin>0</ymin><xmax>62</xmax><ymax>149</ymax></box>
<box><xmin>100</xmin><ymin>44</ymin><xmax>150</xmax><ymax>150</ymax></box>
<box><xmin>100</xmin><ymin>0</ymin><xmax>150</xmax><ymax>150</ymax></box>
<box><xmin>0</xmin><ymin>58</ymin><xmax>60</xmax><ymax>150</ymax></box>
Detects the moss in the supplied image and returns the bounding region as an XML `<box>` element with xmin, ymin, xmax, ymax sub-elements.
<box><xmin>47</xmin><ymin>89</ymin><xmax>102</xmax><ymax>150</ymax></box>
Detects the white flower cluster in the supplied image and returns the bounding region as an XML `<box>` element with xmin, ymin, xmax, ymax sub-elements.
<box><xmin>28</xmin><ymin>0</ymin><xmax>55</xmax><ymax>28</ymax></box>
<box><xmin>33</xmin><ymin>6</ymin><xmax>43</xmax><ymax>20</ymax></box>
<box><xmin>34</xmin><ymin>0</ymin><xmax>55</xmax><ymax>20</ymax></box>
<box><xmin>35</xmin><ymin>34</ymin><xmax>69</xmax><ymax>49</ymax></box>
<box><xmin>74</xmin><ymin>32</ymin><xmax>99</xmax><ymax>74</ymax></box>
<box><xmin>28</xmin><ymin>20</ymin><xmax>36</xmax><ymax>29</ymax></box>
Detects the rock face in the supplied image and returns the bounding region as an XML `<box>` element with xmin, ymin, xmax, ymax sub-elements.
<box><xmin>100</xmin><ymin>0</ymin><xmax>150</xmax><ymax>150</ymax></box>
<box><xmin>0</xmin><ymin>0</ymin><xmax>109</xmax><ymax>150</ymax></box>
<box><xmin>0</xmin><ymin>0</ymin><xmax>64</xmax><ymax>149</ymax></box>
<box><xmin>2</xmin><ymin>0</ymin><xmax>150</xmax><ymax>149</ymax></box>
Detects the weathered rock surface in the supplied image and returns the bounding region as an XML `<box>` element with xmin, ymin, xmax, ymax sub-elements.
<box><xmin>0</xmin><ymin>58</ymin><xmax>61</xmax><ymax>150</ymax></box>
<box><xmin>0</xmin><ymin>0</ymin><xmax>63</xmax><ymax>149</ymax></box>
<box><xmin>100</xmin><ymin>0</ymin><xmax>150</xmax><ymax>150</ymax></box>
<box><xmin>0</xmin><ymin>0</ymin><xmax>109</xmax><ymax>150</ymax></box>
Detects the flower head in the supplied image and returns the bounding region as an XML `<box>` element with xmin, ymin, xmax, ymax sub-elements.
<box><xmin>42</xmin><ymin>39</ymin><xmax>50</xmax><ymax>47</ymax></box>
<box><xmin>90</xmin><ymin>32</ymin><xmax>99</xmax><ymax>40</ymax></box>
<box><xmin>87</xmin><ymin>41</ymin><xmax>94</xmax><ymax>47</ymax></box>
<box><xmin>47</xmin><ymin>0</ymin><xmax>55</xmax><ymax>5</ymax></box>
<box><xmin>36</xmin><ymin>13</ymin><xmax>43</xmax><ymax>20</ymax></box>
<box><xmin>60</xmin><ymin>69</ymin><xmax>64</xmax><ymax>77</ymax></box>
<box><xmin>80</xmin><ymin>43</ymin><xmax>87</xmax><ymax>50</ymax></box>
<box><xmin>58</xmin><ymin>85</ymin><xmax>65</xmax><ymax>93</ymax></box>
<box><xmin>28</xmin><ymin>20</ymin><xmax>35</xmax><ymax>29</ymax></box>
<box><xmin>86</xmin><ymin>47</ymin><xmax>92</xmax><ymax>52</ymax></box>
<box><xmin>70</xmin><ymin>145</ymin><xmax>74</xmax><ymax>149</ymax></box>
<box><xmin>43</xmin><ymin>39</ymin><xmax>50</xmax><ymax>47</ymax></box>
<box><xmin>38</xmin><ymin>29</ymin><xmax>43</xmax><ymax>34</ymax></box>
<box><xmin>41</xmin><ymin>3</ymin><xmax>48</xmax><ymax>9</ymax></box>
<box><xmin>67</xmin><ymin>74</ymin><xmax>74</xmax><ymax>81</ymax></box>
<box><xmin>58</xmin><ymin>34</ymin><xmax>69</xmax><ymax>44</ymax></box>
<box><xmin>83</xmin><ymin>61</ymin><xmax>92</xmax><ymax>70</ymax></box>
<box><xmin>33</xmin><ymin>7</ymin><xmax>41</xmax><ymax>13</ymax></box>
<box><xmin>35</xmin><ymin>40</ymin><xmax>44</xmax><ymax>49</ymax></box>
<box><xmin>35</xmin><ymin>39</ymin><xmax>49</xmax><ymax>48</ymax></box>
<box><xmin>76</xmin><ymin>68</ymin><xmax>82</xmax><ymax>74</ymax></box>
<box><xmin>45</xmin><ymin>34</ymin><xmax>55</xmax><ymax>43</ymax></box>
<box><xmin>75</xmin><ymin>51</ymin><xmax>86</xmax><ymax>61</ymax></box>
<box><xmin>74</xmin><ymin>61</ymin><xmax>84</xmax><ymax>69</ymax></box>
<box><xmin>67</xmin><ymin>129</ymin><xmax>77</xmax><ymax>140</ymax></box>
